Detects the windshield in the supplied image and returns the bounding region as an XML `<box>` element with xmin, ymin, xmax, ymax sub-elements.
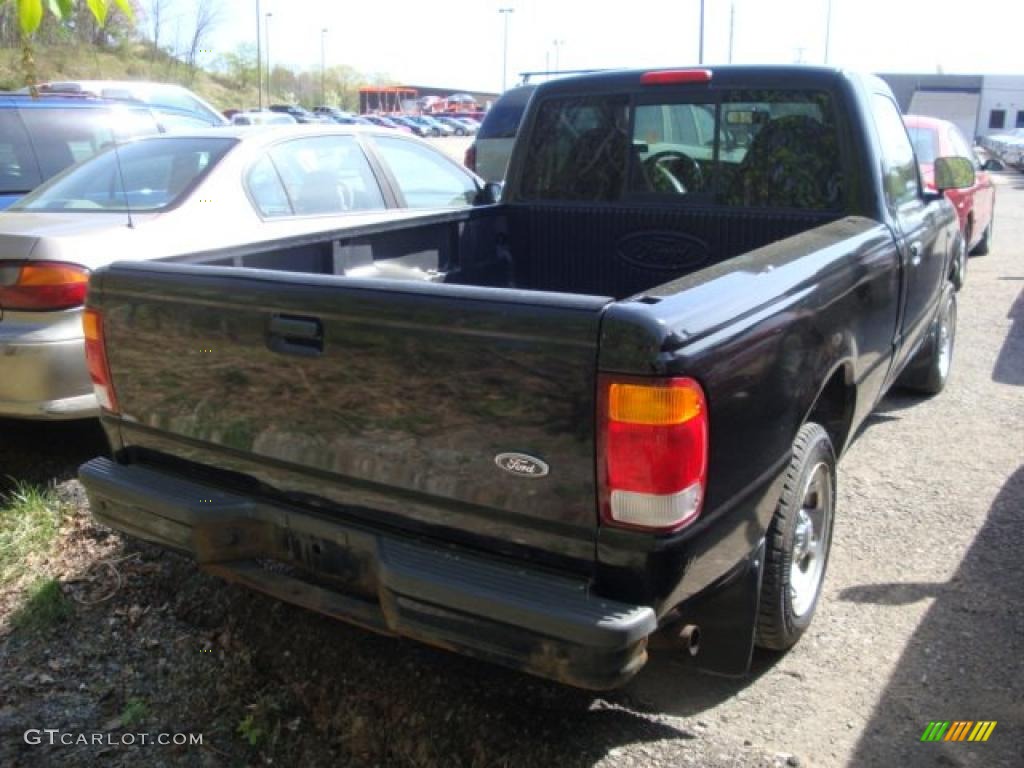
<box><xmin>12</xmin><ymin>136</ymin><xmax>236</xmax><ymax>213</ymax></box>
<box><xmin>907</xmin><ymin>126</ymin><xmax>938</xmax><ymax>164</ymax></box>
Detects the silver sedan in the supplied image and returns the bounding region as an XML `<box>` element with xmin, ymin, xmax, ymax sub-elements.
<box><xmin>0</xmin><ymin>125</ymin><xmax>485</xmax><ymax>419</ymax></box>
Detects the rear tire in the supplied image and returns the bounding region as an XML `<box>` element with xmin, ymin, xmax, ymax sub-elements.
<box><xmin>756</xmin><ymin>423</ymin><xmax>837</xmax><ymax>651</ymax></box>
<box><xmin>899</xmin><ymin>282</ymin><xmax>957</xmax><ymax>395</ymax></box>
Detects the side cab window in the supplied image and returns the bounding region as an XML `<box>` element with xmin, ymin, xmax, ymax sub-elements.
<box><xmin>246</xmin><ymin>136</ymin><xmax>386</xmax><ymax>218</ymax></box>
<box><xmin>870</xmin><ymin>94</ymin><xmax>920</xmax><ymax>208</ymax></box>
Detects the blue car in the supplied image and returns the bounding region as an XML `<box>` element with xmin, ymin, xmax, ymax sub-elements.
<box><xmin>0</xmin><ymin>93</ymin><xmax>162</xmax><ymax>209</ymax></box>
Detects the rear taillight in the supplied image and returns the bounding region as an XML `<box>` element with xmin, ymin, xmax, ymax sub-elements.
<box><xmin>83</xmin><ymin>308</ymin><xmax>119</xmax><ymax>413</ymax></box>
<box><xmin>598</xmin><ymin>375</ymin><xmax>708</xmax><ymax>532</ymax></box>
<box><xmin>0</xmin><ymin>261</ymin><xmax>89</xmax><ymax>311</ymax></box>
<box><xmin>464</xmin><ymin>143</ymin><xmax>477</xmax><ymax>171</ymax></box>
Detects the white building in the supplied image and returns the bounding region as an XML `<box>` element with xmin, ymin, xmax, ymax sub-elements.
<box><xmin>878</xmin><ymin>73</ymin><xmax>1024</xmax><ymax>141</ymax></box>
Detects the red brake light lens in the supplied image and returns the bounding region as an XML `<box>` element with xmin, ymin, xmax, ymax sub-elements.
<box><xmin>641</xmin><ymin>69</ymin><xmax>713</xmax><ymax>86</ymax></box>
<box><xmin>0</xmin><ymin>261</ymin><xmax>90</xmax><ymax>311</ymax></box>
<box><xmin>598</xmin><ymin>376</ymin><xmax>708</xmax><ymax>532</ymax></box>
<box><xmin>83</xmin><ymin>307</ymin><xmax>119</xmax><ymax>413</ymax></box>
<box><xmin>464</xmin><ymin>143</ymin><xmax>477</xmax><ymax>172</ymax></box>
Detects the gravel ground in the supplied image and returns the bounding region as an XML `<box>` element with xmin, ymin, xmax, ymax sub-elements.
<box><xmin>0</xmin><ymin>171</ymin><xmax>1021</xmax><ymax>767</ymax></box>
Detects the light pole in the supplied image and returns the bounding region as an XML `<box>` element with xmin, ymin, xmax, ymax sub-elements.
<box><xmin>824</xmin><ymin>0</ymin><xmax>833</xmax><ymax>65</ymax></box>
<box><xmin>498</xmin><ymin>8</ymin><xmax>513</xmax><ymax>92</ymax></box>
<box><xmin>728</xmin><ymin>1</ymin><xmax>735</xmax><ymax>64</ymax></box>
<box><xmin>553</xmin><ymin>39</ymin><xmax>564</xmax><ymax>72</ymax></box>
<box><xmin>698</xmin><ymin>0</ymin><xmax>705</xmax><ymax>65</ymax></box>
<box><xmin>256</xmin><ymin>0</ymin><xmax>262</xmax><ymax>109</ymax></box>
<box><xmin>265</xmin><ymin>12</ymin><xmax>273</xmax><ymax>103</ymax></box>
<box><xmin>321</xmin><ymin>28</ymin><xmax>328</xmax><ymax>105</ymax></box>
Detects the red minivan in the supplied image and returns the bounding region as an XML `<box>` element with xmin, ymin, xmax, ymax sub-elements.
<box><xmin>905</xmin><ymin>114</ymin><xmax>996</xmax><ymax>263</ymax></box>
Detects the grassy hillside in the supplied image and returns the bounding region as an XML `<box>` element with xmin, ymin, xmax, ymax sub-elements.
<box><xmin>0</xmin><ymin>40</ymin><xmax>259</xmax><ymax>111</ymax></box>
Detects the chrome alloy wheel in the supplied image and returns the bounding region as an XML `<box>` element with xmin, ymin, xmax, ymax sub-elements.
<box><xmin>789</xmin><ymin>461</ymin><xmax>834</xmax><ymax>618</ymax></box>
<box><xmin>937</xmin><ymin>293</ymin><xmax>957</xmax><ymax>381</ymax></box>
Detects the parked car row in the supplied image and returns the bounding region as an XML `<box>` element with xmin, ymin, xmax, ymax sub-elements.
<box><xmin>260</xmin><ymin>106</ymin><xmax>481</xmax><ymax>137</ymax></box>
<box><xmin>980</xmin><ymin>127</ymin><xmax>1024</xmax><ymax>169</ymax></box>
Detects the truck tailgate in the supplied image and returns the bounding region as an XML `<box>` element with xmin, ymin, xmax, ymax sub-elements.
<box><xmin>94</xmin><ymin>262</ymin><xmax>610</xmax><ymax>573</ymax></box>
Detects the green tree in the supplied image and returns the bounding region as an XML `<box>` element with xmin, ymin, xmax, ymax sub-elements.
<box><xmin>217</xmin><ymin>42</ymin><xmax>257</xmax><ymax>92</ymax></box>
<box><xmin>7</xmin><ymin>0</ymin><xmax>134</xmax><ymax>86</ymax></box>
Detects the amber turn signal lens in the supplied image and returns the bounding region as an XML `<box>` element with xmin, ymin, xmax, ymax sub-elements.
<box><xmin>608</xmin><ymin>381</ymin><xmax>703</xmax><ymax>425</ymax></box>
<box><xmin>82</xmin><ymin>308</ymin><xmax>101</xmax><ymax>341</ymax></box>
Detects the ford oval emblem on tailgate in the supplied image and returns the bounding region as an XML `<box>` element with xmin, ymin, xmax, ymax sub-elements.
<box><xmin>494</xmin><ymin>453</ymin><xmax>549</xmax><ymax>478</ymax></box>
<box><xmin>617</xmin><ymin>231</ymin><xmax>710</xmax><ymax>272</ymax></box>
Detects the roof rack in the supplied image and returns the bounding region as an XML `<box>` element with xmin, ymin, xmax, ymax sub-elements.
<box><xmin>518</xmin><ymin>68</ymin><xmax>610</xmax><ymax>85</ymax></box>
<box><xmin>1</xmin><ymin>89</ymin><xmax>100</xmax><ymax>100</ymax></box>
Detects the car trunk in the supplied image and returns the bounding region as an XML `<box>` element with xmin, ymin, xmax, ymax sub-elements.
<box><xmin>97</xmin><ymin>261</ymin><xmax>610</xmax><ymax>574</ymax></box>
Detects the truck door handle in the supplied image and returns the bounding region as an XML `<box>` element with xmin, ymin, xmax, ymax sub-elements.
<box><xmin>909</xmin><ymin>242</ymin><xmax>922</xmax><ymax>266</ymax></box>
<box><xmin>267</xmin><ymin>314</ymin><xmax>323</xmax><ymax>358</ymax></box>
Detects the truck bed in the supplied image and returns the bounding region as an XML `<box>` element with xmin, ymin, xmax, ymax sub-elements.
<box><xmin>160</xmin><ymin>203</ymin><xmax>840</xmax><ymax>302</ymax></box>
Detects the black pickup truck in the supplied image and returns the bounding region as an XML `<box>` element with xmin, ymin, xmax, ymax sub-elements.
<box><xmin>79</xmin><ymin>67</ymin><xmax>974</xmax><ymax>689</ymax></box>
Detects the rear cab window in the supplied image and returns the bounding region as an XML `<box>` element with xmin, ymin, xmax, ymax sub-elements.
<box><xmin>19</xmin><ymin>106</ymin><xmax>161</xmax><ymax>177</ymax></box>
<box><xmin>0</xmin><ymin>105</ymin><xmax>160</xmax><ymax>195</ymax></box>
<box><xmin>516</xmin><ymin>88</ymin><xmax>843</xmax><ymax>210</ymax></box>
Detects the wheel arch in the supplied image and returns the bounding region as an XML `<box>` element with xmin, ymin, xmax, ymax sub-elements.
<box><xmin>803</xmin><ymin>361</ymin><xmax>857</xmax><ymax>458</ymax></box>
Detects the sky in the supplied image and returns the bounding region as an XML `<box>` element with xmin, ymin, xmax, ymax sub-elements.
<box><xmin>204</xmin><ymin>0</ymin><xmax>1024</xmax><ymax>93</ymax></box>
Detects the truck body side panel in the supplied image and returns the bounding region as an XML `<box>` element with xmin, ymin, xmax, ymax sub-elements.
<box><xmin>594</xmin><ymin>217</ymin><xmax>902</xmax><ymax>609</ymax></box>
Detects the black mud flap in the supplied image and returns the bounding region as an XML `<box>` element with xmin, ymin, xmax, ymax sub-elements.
<box><xmin>680</xmin><ymin>538</ymin><xmax>765</xmax><ymax>676</ymax></box>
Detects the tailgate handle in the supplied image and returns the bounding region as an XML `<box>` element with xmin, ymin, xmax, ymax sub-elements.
<box><xmin>267</xmin><ymin>314</ymin><xmax>323</xmax><ymax>358</ymax></box>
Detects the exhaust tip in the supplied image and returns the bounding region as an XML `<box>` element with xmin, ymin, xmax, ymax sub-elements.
<box><xmin>679</xmin><ymin>624</ymin><xmax>701</xmax><ymax>657</ymax></box>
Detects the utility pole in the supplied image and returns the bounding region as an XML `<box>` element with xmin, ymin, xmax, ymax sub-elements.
<box><xmin>698</xmin><ymin>0</ymin><xmax>705</xmax><ymax>65</ymax></box>
<box><xmin>256</xmin><ymin>0</ymin><xmax>262</xmax><ymax>109</ymax></box>
<box><xmin>265</xmin><ymin>12</ymin><xmax>273</xmax><ymax>103</ymax></box>
<box><xmin>553</xmin><ymin>39</ymin><xmax>564</xmax><ymax>72</ymax></box>
<box><xmin>499</xmin><ymin>8</ymin><xmax>514</xmax><ymax>91</ymax></box>
<box><xmin>824</xmin><ymin>0</ymin><xmax>833</xmax><ymax>65</ymax></box>
<box><xmin>728</xmin><ymin>2</ymin><xmax>735</xmax><ymax>64</ymax></box>
<box><xmin>321</xmin><ymin>28</ymin><xmax>328</xmax><ymax>105</ymax></box>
